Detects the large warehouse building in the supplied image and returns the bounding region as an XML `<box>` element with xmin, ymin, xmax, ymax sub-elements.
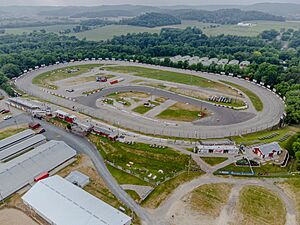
<box><xmin>0</xmin><ymin>140</ymin><xmax>76</xmax><ymax>201</ymax></box>
<box><xmin>22</xmin><ymin>175</ymin><xmax>132</xmax><ymax>225</ymax></box>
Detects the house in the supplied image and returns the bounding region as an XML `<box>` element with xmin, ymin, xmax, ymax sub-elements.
<box><xmin>54</xmin><ymin>110</ymin><xmax>77</xmax><ymax>123</ymax></box>
<box><xmin>228</xmin><ymin>60</ymin><xmax>239</xmax><ymax>65</ymax></box>
<box><xmin>253</xmin><ymin>142</ymin><xmax>282</xmax><ymax>158</ymax></box>
<box><xmin>240</xmin><ymin>61</ymin><xmax>251</xmax><ymax>68</ymax></box>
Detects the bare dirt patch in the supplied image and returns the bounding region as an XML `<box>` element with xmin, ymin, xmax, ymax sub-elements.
<box><xmin>0</xmin><ymin>208</ymin><xmax>39</xmax><ymax>225</ymax></box>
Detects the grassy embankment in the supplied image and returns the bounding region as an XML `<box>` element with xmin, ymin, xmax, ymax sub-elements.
<box><xmin>32</xmin><ymin>64</ymin><xmax>101</xmax><ymax>89</ymax></box>
<box><xmin>236</xmin><ymin>186</ymin><xmax>286</xmax><ymax>225</ymax></box>
<box><xmin>221</xmin><ymin>80</ymin><xmax>263</xmax><ymax>111</ymax></box>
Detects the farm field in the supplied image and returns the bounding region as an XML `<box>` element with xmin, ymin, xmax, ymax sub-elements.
<box><xmin>104</xmin><ymin>65</ymin><xmax>227</xmax><ymax>90</ymax></box>
<box><xmin>72</xmin><ymin>25</ymin><xmax>161</xmax><ymax>41</ymax></box>
<box><xmin>3</xmin><ymin>20</ymin><xmax>300</xmax><ymax>40</ymax></box>
<box><xmin>220</xmin><ymin>80</ymin><xmax>263</xmax><ymax>111</ymax></box>
<box><xmin>32</xmin><ymin>64</ymin><xmax>101</xmax><ymax>89</ymax></box>
<box><xmin>5</xmin><ymin>24</ymin><xmax>78</xmax><ymax>35</ymax></box>
<box><xmin>235</xmin><ymin>186</ymin><xmax>286</xmax><ymax>225</ymax></box>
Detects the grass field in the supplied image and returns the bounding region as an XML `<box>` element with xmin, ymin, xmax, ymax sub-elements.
<box><xmin>236</xmin><ymin>186</ymin><xmax>286</xmax><ymax>225</ymax></box>
<box><xmin>89</xmin><ymin>134</ymin><xmax>198</xmax><ymax>184</ymax></box>
<box><xmin>200</xmin><ymin>157</ymin><xmax>228</xmax><ymax>166</ymax></box>
<box><xmin>220</xmin><ymin>80</ymin><xmax>263</xmax><ymax>111</ymax></box>
<box><xmin>232</xmin><ymin>126</ymin><xmax>299</xmax><ymax>147</ymax></box>
<box><xmin>32</xmin><ymin>64</ymin><xmax>101</xmax><ymax>89</ymax></box>
<box><xmin>189</xmin><ymin>183</ymin><xmax>233</xmax><ymax>217</ymax></box>
<box><xmin>72</xmin><ymin>25</ymin><xmax>161</xmax><ymax>41</ymax></box>
<box><xmin>104</xmin><ymin>65</ymin><xmax>227</xmax><ymax>90</ymax></box>
<box><xmin>132</xmin><ymin>105</ymin><xmax>154</xmax><ymax>114</ymax></box>
<box><xmin>156</xmin><ymin>102</ymin><xmax>207</xmax><ymax>122</ymax></box>
<box><xmin>107</xmin><ymin>164</ymin><xmax>149</xmax><ymax>186</ymax></box>
<box><xmin>278</xmin><ymin>179</ymin><xmax>300</xmax><ymax>224</ymax></box>
<box><xmin>142</xmin><ymin>171</ymin><xmax>202</xmax><ymax>209</ymax></box>
<box><xmin>4</xmin><ymin>20</ymin><xmax>300</xmax><ymax>41</ymax></box>
<box><xmin>0</xmin><ymin>127</ymin><xmax>26</xmax><ymax>140</ymax></box>
<box><xmin>217</xmin><ymin>159</ymin><xmax>298</xmax><ymax>176</ymax></box>
<box><xmin>5</xmin><ymin>24</ymin><xmax>78</xmax><ymax>35</ymax></box>
<box><xmin>126</xmin><ymin>190</ymin><xmax>141</xmax><ymax>202</ymax></box>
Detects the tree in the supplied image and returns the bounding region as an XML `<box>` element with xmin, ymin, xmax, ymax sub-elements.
<box><xmin>1</xmin><ymin>63</ymin><xmax>21</xmax><ymax>78</ymax></box>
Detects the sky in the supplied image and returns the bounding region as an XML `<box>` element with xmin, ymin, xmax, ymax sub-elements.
<box><xmin>1</xmin><ymin>0</ymin><xmax>300</xmax><ymax>6</ymax></box>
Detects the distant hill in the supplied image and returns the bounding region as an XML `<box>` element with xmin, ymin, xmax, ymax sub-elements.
<box><xmin>120</xmin><ymin>12</ymin><xmax>181</xmax><ymax>28</ymax></box>
<box><xmin>243</xmin><ymin>3</ymin><xmax>300</xmax><ymax>19</ymax></box>
<box><xmin>172</xmin><ymin>8</ymin><xmax>285</xmax><ymax>25</ymax></box>
<box><xmin>38</xmin><ymin>5</ymin><xmax>162</xmax><ymax>17</ymax></box>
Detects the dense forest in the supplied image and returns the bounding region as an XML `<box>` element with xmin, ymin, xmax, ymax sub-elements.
<box><xmin>0</xmin><ymin>27</ymin><xmax>299</xmax><ymax>124</ymax></box>
<box><xmin>172</xmin><ymin>9</ymin><xmax>285</xmax><ymax>24</ymax></box>
<box><xmin>120</xmin><ymin>13</ymin><xmax>181</xmax><ymax>28</ymax></box>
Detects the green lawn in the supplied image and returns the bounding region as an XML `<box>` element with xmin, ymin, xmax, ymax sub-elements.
<box><xmin>156</xmin><ymin>102</ymin><xmax>206</xmax><ymax>122</ymax></box>
<box><xmin>89</xmin><ymin>134</ymin><xmax>198</xmax><ymax>184</ymax></box>
<box><xmin>104</xmin><ymin>65</ymin><xmax>227</xmax><ymax>90</ymax></box>
<box><xmin>217</xmin><ymin>159</ymin><xmax>298</xmax><ymax>176</ymax></box>
<box><xmin>200</xmin><ymin>157</ymin><xmax>228</xmax><ymax>166</ymax></box>
<box><xmin>0</xmin><ymin>127</ymin><xmax>26</xmax><ymax>140</ymax></box>
<box><xmin>232</xmin><ymin>126</ymin><xmax>298</xmax><ymax>147</ymax></box>
<box><xmin>237</xmin><ymin>186</ymin><xmax>286</xmax><ymax>225</ymax></box>
<box><xmin>220</xmin><ymin>80</ymin><xmax>263</xmax><ymax>111</ymax></box>
<box><xmin>107</xmin><ymin>164</ymin><xmax>149</xmax><ymax>186</ymax></box>
<box><xmin>142</xmin><ymin>171</ymin><xmax>202</xmax><ymax>209</ymax></box>
<box><xmin>32</xmin><ymin>64</ymin><xmax>101</xmax><ymax>89</ymax></box>
<box><xmin>132</xmin><ymin>105</ymin><xmax>153</xmax><ymax>114</ymax></box>
<box><xmin>125</xmin><ymin>190</ymin><xmax>141</xmax><ymax>202</ymax></box>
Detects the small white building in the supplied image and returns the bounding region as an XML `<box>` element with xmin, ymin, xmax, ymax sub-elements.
<box><xmin>22</xmin><ymin>175</ymin><xmax>132</xmax><ymax>225</ymax></box>
<box><xmin>65</xmin><ymin>170</ymin><xmax>90</xmax><ymax>188</ymax></box>
<box><xmin>196</xmin><ymin>144</ymin><xmax>239</xmax><ymax>154</ymax></box>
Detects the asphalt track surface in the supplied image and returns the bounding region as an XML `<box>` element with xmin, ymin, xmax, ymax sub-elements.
<box><xmin>77</xmin><ymin>85</ymin><xmax>255</xmax><ymax>126</ymax></box>
<box><xmin>15</xmin><ymin>60</ymin><xmax>285</xmax><ymax>139</ymax></box>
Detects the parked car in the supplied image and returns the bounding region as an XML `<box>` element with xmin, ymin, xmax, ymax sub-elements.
<box><xmin>3</xmin><ymin>115</ymin><xmax>12</xmax><ymax>120</ymax></box>
<box><xmin>35</xmin><ymin>128</ymin><xmax>46</xmax><ymax>134</ymax></box>
<box><xmin>0</xmin><ymin>109</ymin><xmax>10</xmax><ymax>114</ymax></box>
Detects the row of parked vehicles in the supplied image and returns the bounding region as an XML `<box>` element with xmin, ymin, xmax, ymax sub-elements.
<box><xmin>208</xmin><ymin>96</ymin><xmax>232</xmax><ymax>104</ymax></box>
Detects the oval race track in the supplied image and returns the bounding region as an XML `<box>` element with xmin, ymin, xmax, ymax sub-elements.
<box><xmin>15</xmin><ymin>60</ymin><xmax>285</xmax><ymax>139</ymax></box>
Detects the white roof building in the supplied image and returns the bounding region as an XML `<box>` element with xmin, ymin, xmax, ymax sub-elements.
<box><xmin>65</xmin><ymin>170</ymin><xmax>90</xmax><ymax>188</ymax></box>
<box><xmin>0</xmin><ymin>141</ymin><xmax>76</xmax><ymax>201</ymax></box>
<box><xmin>0</xmin><ymin>129</ymin><xmax>35</xmax><ymax>151</ymax></box>
<box><xmin>22</xmin><ymin>175</ymin><xmax>132</xmax><ymax>225</ymax></box>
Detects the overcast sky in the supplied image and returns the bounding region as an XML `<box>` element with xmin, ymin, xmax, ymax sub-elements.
<box><xmin>1</xmin><ymin>0</ymin><xmax>300</xmax><ymax>6</ymax></box>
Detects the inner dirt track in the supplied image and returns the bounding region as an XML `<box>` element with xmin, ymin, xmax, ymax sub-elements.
<box><xmin>15</xmin><ymin>60</ymin><xmax>285</xmax><ymax>139</ymax></box>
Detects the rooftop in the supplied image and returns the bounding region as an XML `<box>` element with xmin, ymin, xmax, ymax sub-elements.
<box><xmin>0</xmin><ymin>129</ymin><xmax>35</xmax><ymax>151</ymax></box>
<box><xmin>22</xmin><ymin>175</ymin><xmax>131</xmax><ymax>225</ymax></box>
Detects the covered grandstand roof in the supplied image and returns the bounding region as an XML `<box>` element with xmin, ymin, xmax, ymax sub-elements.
<box><xmin>0</xmin><ymin>141</ymin><xmax>76</xmax><ymax>201</ymax></box>
<box><xmin>22</xmin><ymin>175</ymin><xmax>132</xmax><ymax>225</ymax></box>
